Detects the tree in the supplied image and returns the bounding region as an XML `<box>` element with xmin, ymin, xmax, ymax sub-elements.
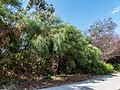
<box><xmin>0</xmin><ymin>0</ymin><xmax>22</xmax><ymax>48</ymax></box>
<box><xmin>87</xmin><ymin>17</ymin><xmax>120</xmax><ymax>62</ymax></box>
<box><xmin>87</xmin><ymin>17</ymin><xmax>117</xmax><ymax>52</ymax></box>
<box><xmin>0</xmin><ymin>1</ymin><xmax>114</xmax><ymax>87</ymax></box>
<box><xmin>0</xmin><ymin>0</ymin><xmax>54</xmax><ymax>49</ymax></box>
<box><xmin>0</xmin><ymin>0</ymin><xmax>55</xmax><ymax>85</ymax></box>
<box><xmin>31</xmin><ymin>16</ymin><xmax>108</xmax><ymax>74</ymax></box>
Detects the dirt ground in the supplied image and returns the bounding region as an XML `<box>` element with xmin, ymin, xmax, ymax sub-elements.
<box><xmin>15</xmin><ymin>74</ymin><xmax>92</xmax><ymax>90</ymax></box>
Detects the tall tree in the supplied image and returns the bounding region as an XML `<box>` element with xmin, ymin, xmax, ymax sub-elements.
<box><xmin>0</xmin><ymin>0</ymin><xmax>22</xmax><ymax>48</ymax></box>
<box><xmin>87</xmin><ymin>17</ymin><xmax>117</xmax><ymax>52</ymax></box>
<box><xmin>0</xmin><ymin>0</ymin><xmax>54</xmax><ymax>49</ymax></box>
<box><xmin>87</xmin><ymin>17</ymin><xmax>120</xmax><ymax>61</ymax></box>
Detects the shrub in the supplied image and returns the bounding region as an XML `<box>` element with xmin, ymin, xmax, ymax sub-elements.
<box><xmin>78</xmin><ymin>60</ymin><xmax>114</xmax><ymax>75</ymax></box>
<box><xmin>92</xmin><ymin>61</ymin><xmax>114</xmax><ymax>75</ymax></box>
<box><xmin>32</xmin><ymin>23</ymin><xmax>113</xmax><ymax>75</ymax></box>
<box><xmin>75</xmin><ymin>44</ymin><xmax>114</xmax><ymax>75</ymax></box>
<box><xmin>31</xmin><ymin>23</ymin><xmax>89</xmax><ymax>74</ymax></box>
<box><xmin>0</xmin><ymin>14</ymin><xmax>115</xmax><ymax>87</ymax></box>
<box><xmin>0</xmin><ymin>49</ymin><xmax>48</xmax><ymax>85</ymax></box>
<box><xmin>113</xmin><ymin>64</ymin><xmax>120</xmax><ymax>71</ymax></box>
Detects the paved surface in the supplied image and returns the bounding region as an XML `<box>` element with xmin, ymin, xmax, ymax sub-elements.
<box><xmin>39</xmin><ymin>73</ymin><xmax>120</xmax><ymax>90</ymax></box>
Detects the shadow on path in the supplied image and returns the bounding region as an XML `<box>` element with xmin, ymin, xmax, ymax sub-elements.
<box><xmin>66</xmin><ymin>73</ymin><xmax>118</xmax><ymax>90</ymax></box>
<box><xmin>41</xmin><ymin>73</ymin><xmax>120</xmax><ymax>90</ymax></box>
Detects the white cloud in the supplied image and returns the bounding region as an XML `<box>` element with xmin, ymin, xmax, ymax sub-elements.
<box><xmin>111</xmin><ymin>6</ymin><xmax>120</xmax><ymax>14</ymax></box>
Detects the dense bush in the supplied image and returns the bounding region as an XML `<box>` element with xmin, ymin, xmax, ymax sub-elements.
<box><xmin>79</xmin><ymin>60</ymin><xmax>114</xmax><ymax>75</ymax></box>
<box><xmin>0</xmin><ymin>1</ymin><xmax>115</xmax><ymax>86</ymax></box>
<box><xmin>0</xmin><ymin>49</ymin><xmax>40</xmax><ymax>85</ymax></box>
<box><xmin>31</xmin><ymin>23</ymin><xmax>114</xmax><ymax>75</ymax></box>
<box><xmin>113</xmin><ymin>64</ymin><xmax>120</xmax><ymax>71</ymax></box>
<box><xmin>76</xmin><ymin>44</ymin><xmax>114</xmax><ymax>75</ymax></box>
<box><xmin>31</xmin><ymin>23</ymin><xmax>88</xmax><ymax>74</ymax></box>
<box><xmin>86</xmin><ymin>18</ymin><xmax>120</xmax><ymax>64</ymax></box>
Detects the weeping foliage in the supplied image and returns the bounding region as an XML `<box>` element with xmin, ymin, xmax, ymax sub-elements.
<box><xmin>31</xmin><ymin>22</ymin><xmax>113</xmax><ymax>74</ymax></box>
<box><xmin>0</xmin><ymin>2</ymin><xmax>114</xmax><ymax>85</ymax></box>
<box><xmin>32</xmin><ymin>23</ymin><xmax>86</xmax><ymax>57</ymax></box>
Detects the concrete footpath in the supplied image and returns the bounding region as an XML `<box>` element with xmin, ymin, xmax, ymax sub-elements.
<box><xmin>39</xmin><ymin>73</ymin><xmax>120</xmax><ymax>90</ymax></box>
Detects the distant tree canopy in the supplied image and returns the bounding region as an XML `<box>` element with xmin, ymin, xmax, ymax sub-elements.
<box><xmin>87</xmin><ymin>17</ymin><xmax>117</xmax><ymax>52</ymax></box>
<box><xmin>87</xmin><ymin>17</ymin><xmax>120</xmax><ymax>62</ymax></box>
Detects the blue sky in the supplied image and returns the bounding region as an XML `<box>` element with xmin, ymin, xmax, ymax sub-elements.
<box><xmin>46</xmin><ymin>0</ymin><xmax>120</xmax><ymax>34</ymax></box>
